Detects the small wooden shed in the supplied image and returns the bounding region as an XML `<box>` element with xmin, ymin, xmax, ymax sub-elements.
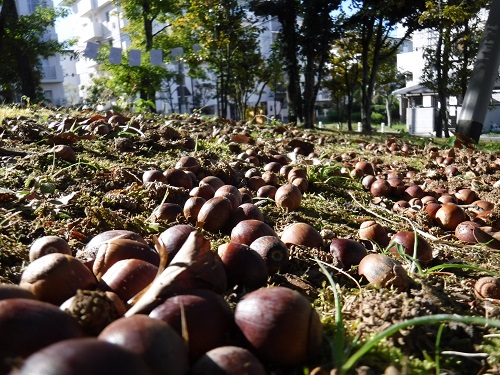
<box><xmin>392</xmin><ymin>85</ymin><xmax>438</xmax><ymax>135</ymax></box>
<box><xmin>393</xmin><ymin>83</ymin><xmax>500</xmax><ymax>134</ymax></box>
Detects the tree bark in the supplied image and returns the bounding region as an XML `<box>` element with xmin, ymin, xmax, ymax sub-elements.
<box><xmin>142</xmin><ymin>0</ymin><xmax>153</xmax><ymax>51</ymax></box>
<box><xmin>456</xmin><ymin>0</ymin><xmax>500</xmax><ymax>142</ymax></box>
<box><xmin>138</xmin><ymin>0</ymin><xmax>156</xmax><ymax>110</ymax></box>
<box><xmin>280</xmin><ymin>1</ymin><xmax>303</xmax><ymax>125</ymax></box>
<box><xmin>434</xmin><ymin>28</ymin><xmax>451</xmax><ymax>138</ymax></box>
<box><xmin>360</xmin><ymin>18</ymin><xmax>384</xmax><ymax>133</ymax></box>
<box><xmin>346</xmin><ymin>93</ymin><xmax>353</xmax><ymax>131</ymax></box>
<box><xmin>1</xmin><ymin>0</ymin><xmax>39</xmax><ymax>102</ymax></box>
<box><xmin>17</xmin><ymin>48</ymin><xmax>38</xmax><ymax>101</ymax></box>
<box><xmin>303</xmin><ymin>60</ymin><xmax>316</xmax><ymax>128</ymax></box>
<box><xmin>385</xmin><ymin>95</ymin><xmax>392</xmax><ymax>127</ymax></box>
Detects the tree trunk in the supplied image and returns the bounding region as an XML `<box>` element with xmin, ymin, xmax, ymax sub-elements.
<box><xmin>279</xmin><ymin>0</ymin><xmax>302</xmax><ymax>125</ymax></box>
<box><xmin>460</xmin><ymin>22</ymin><xmax>471</xmax><ymax>99</ymax></box>
<box><xmin>434</xmin><ymin>31</ymin><xmax>444</xmax><ymax>138</ymax></box>
<box><xmin>142</xmin><ymin>0</ymin><xmax>153</xmax><ymax>51</ymax></box>
<box><xmin>0</xmin><ymin>0</ymin><xmax>12</xmax><ymax>50</ymax></box>
<box><xmin>138</xmin><ymin>1</ymin><xmax>156</xmax><ymax>110</ymax></box>
<box><xmin>456</xmin><ymin>0</ymin><xmax>500</xmax><ymax>142</ymax></box>
<box><xmin>437</xmin><ymin>92</ymin><xmax>449</xmax><ymax>138</ymax></box>
<box><xmin>17</xmin><ymin>50</ymin><xmax>37</xmax><ymax>101</ymax></box>
<box><xmin>0</xmin><ymin>0</ymin><xmax>14</xmax><ymax>101</ymax></box>
<box><xmin>385</xmin><ymin>95</ymin><xmax>392</xmax><ymax>127</ymax></box>
<box><xmin>360</xmin><ymin>20</ymin><xmax>380</xmax><ymax>133</ymax></box>
<box><xmin>346</xmin><ymin>91</ymin><xmax>354</xmax><ymax>131</ymax></box>
<box><xmin>303</xmin><ymin>58</ymin><xmax>316</xmax><ymax>128</ymax></box>
<box><xmin>360</xmin><ymin>24</ymin><xmax>372</xmax><ymax>133</ymax></box>
<box><xmin>1</xmin><ymin>0</ymin><xmax>38</xmax><ymax>102</ymax></box>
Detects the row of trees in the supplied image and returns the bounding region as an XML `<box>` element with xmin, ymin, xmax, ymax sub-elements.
<box><xmin>95</xmin><ymin>0</ymin><xmax>426</xmax><ymax>131</ymax></box>
<box><xmin>0</xmin><ymin>0</ymin><xmax>495</xmax><ymax>136</ymax></box>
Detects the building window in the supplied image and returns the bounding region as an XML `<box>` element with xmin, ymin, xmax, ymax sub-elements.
<box><xmin>28</xmin><ymin>0</ymin><xmax>43</xmax><ymax>13</ymax></box>
<box><xmin>411</xmin><ymin>96</ymin><xmax>423</xmax><ymax>107</ymax></box>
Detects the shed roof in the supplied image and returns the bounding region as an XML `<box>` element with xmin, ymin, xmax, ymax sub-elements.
<box><xmin>393</xmin><ymin>80</ymin><xmax>500</xmax><ymax>97</ymax></box>
<box><xmin>392</xmin><ymin>84</ymin><xmax>434</xmax><ymax>96</ymax></box>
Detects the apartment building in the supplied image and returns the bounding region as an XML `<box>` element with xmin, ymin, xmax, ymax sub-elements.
<box><xmin>16</xmin><ymin>0</ymin><xmax>66</xmax><ymax>105</ymax></box>
<box><xmin>395</xmin><ymin>8</ymin><xmax>500</xmax><ymax>134</ymax></box>
<box><xmin>59</xmin><ymin>50</ymin><xmax>81</xmax><ymax>106</ymax></box>
<box><xmin>70</xmin><ymin>0</ymin><xmax>127</xmax><ymax>105</ymax></box>
<box><xmin>66</xmin><ymin>1</ymin><xmax>337</xmax><ymax>122</ymax></box>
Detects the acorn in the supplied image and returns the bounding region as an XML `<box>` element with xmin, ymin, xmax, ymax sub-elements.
<box><xmin>388</xmin><ymin>231</ymin><xmax>433</xmax><ymax>264</ymax></box>
<box><xmin>358</xmin><ymin>221</ymin><xmax>389</xmax><ymax>247</ymax></box>
<box><xmin>358</xmin><ymin>254</ymin><xmax>410</xmax><ymax>291</ymax></box>
<box><xmin>280</xmin><ymin>222</ymin><xmax>323</xmax><ymax>249</ymax></box>
<box><xmin>275</xmin><ymin>183</ymin><xmax>302</xmax><ymax>210</ymax></box>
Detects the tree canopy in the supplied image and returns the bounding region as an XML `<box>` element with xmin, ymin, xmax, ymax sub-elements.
<box><xmin>0</xmin><ymin>0</ymin><xmax>70</xmax><ymax>103</ymax></box>
<box><xmin>419</xmin><ymin>0</ymin><xmax>490</xmax><ymax>137</ymax></box>
<box><xmin>249</xmin><ymin>0</ymin><xmax>340</xmax><ymax>128</ymax></box>
<box><xmin>344</xmin><ymin>0</ymin><xmax>427</xmax><ymax>133</ymax></box>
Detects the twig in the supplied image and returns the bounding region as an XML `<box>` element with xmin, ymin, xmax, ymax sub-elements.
<box><xmin>313</xmin><ymin>258</ymin><xmax>362</xmax><ymax>289</ymax></box>
<box><xmin>0</xmin><ymin>146</ymin><xmax>27</xmax><ymax>157</ymax></box>
<box><xmin>441</xmin><ymin>351</ymin><xmax>490</xmax><ymax>359</ymax></box>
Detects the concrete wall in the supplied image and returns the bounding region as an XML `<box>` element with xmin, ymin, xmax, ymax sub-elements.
<box><xmin>406</xmin><ymin>107</ymin><xmax>435</xmax><ymax>135</ymax></box>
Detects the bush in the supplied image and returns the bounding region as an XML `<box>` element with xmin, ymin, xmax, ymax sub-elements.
<box><xmin>371</xmin><ymin>111</ymin><xmax>385</xmax><ymax>123</ymax></box>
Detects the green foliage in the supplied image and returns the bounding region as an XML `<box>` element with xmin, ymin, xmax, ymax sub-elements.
<box><xmin>326</xmin><ymin>28</ymin><xmax>362</xmax><ymax>126</ymax></box>
<box><xmin>250</xmin><ymin>0</ymin><xmax>341</xmax><ymax>127</ymax></box>
<box><xmin>172</xmin><ymin>0</ymin><xmax>268</xmax><ymax>120</ymax></box>
<box><xmin>114</xmin><ymin>0</ymin><xmax>181</xmax><ymax>50</ymax></box>
<box><xmin>82</xmin><ymin>76</ymin><xmax>113</xmax><ymax>108</ymax></box>
<box><xmin>370</xmin><ymin>111</ymin><xmax>384</xmax><ymax>123</ymax></box>
<box><xmin>0</xmin><ymin>1</ymin><xmax>72</xmax><ymax>102</ymax></box>
<box><xmin>86</xmin><ymin>45</ymin><xmax>174</xmax><ymax>111</ymax></box>
<box><xmin>134</xmin><ymin>98</ymin><xmax>156</xmax><ymax>114</ymax></box>
<box><xmin>419</xmin><ymin>0</ymin><xmax>489</xmax><ymax>98</ymax></box>
<box><xmin>344</xmin><ymin>0</ymin><xmax>427</xmax><ymax>131</ymax></box>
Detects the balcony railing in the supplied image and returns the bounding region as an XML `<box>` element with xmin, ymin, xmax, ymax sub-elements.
<box><xmin>74</xmin><ymin>0</ymin><xmax>112</xmax><ymax>16</ymax></box>
<box><xmin>42</xmin><ymin>65</ymin><xmax>57</xmax><ymax>80</ymax></box>
<box><xmin>96</xmin><ymin>0</ymin><xmax>112</xmax><ymax>8</ymax></box>
<box><xmin>79</xmin><ymin>22</ymin><xmax>104</xmax><ymax>42</ymax></box>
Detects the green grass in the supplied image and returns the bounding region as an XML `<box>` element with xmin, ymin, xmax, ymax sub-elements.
<box><xmin>317</xmin><ymin>260</ymin><xmax>500</xmax><ymax>375</ymax></box>
<box><xmin>3</xmin><ymin>105</ymin><xmax>500</xmax><ymax>373</ymax></box>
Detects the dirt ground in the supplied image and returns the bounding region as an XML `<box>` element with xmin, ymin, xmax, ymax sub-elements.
<box><xmin>1</xmin><ymin>107</ymin><xmax>500</xmax><ymax>374</ymax></box>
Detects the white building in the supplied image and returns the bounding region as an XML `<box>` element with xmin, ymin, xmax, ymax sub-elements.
<box><xmin>395</xmin><ymin>8</ymin><xmax>500</xmax><ymax>134</ymax></box>
<box><xmin>65</xmin><ymin>1</ymin><xmax>335</xmax><ymax>122</ymax></box>
<box><xmin>59</xmin><ymin>50</ymin><xmax>81</xmax><ymax>106</ymax></box>
<box><xmin>70</xmin><ymin>0</ymin><xmax>128</xmax><ymax>105</ymax></box>
<box><xmin>16</xmin><ymin>0</ymin><xmax>66</xmax><ymax>105</ymax></box>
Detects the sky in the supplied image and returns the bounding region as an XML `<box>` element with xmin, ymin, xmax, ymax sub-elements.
<box><xmin>54</xmin><ymin>0</ymin><xmax>77</xmax><ymax>43</ymax></box>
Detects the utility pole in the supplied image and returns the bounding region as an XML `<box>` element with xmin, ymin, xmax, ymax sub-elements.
<box><xmin>456</xmin><ymin>0</ymin><xmax>500</xmax><ymax>143</ymax></box>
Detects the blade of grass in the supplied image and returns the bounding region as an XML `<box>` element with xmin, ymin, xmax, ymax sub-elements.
<box><xmin>339</xmin><ymin>314</ymin><xmax>500</xmax><ymax>374</ymax></box>
<box><xmin>314</xmin><ymin>258</ymin><xmax>361</xmax><ymax>289</ymax></box>
<box><xmin>317</xmin><ymin>259</ymin><xmax>346</xmax><ymax>368</ymax></box>
<box><xmin>435</xmin><ymin>323</ymin><xmax>445</xmax><ymax>374</ymax></box>
<box><xmin>426</xmin><ymin>263</ymin><xmax>500</xmax><ymax>277</ymax></box>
